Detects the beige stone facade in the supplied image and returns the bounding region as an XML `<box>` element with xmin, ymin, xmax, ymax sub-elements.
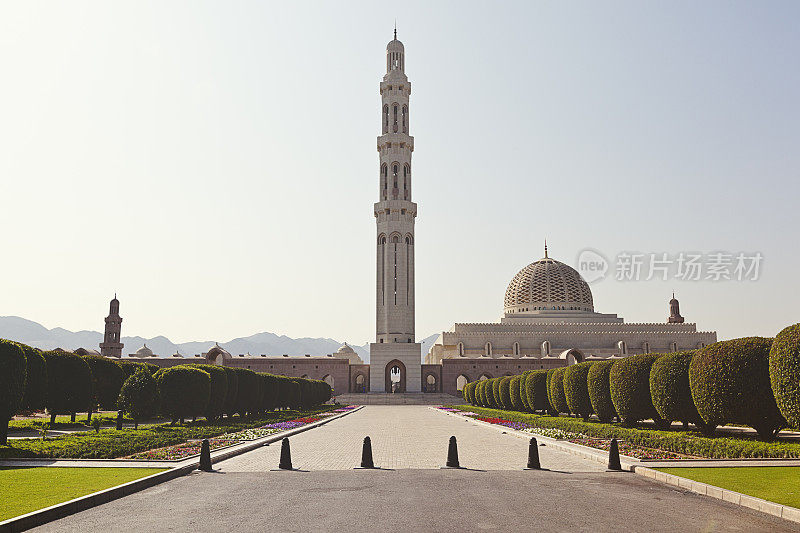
<box><xmin>371</xmin><ymin>31</ymin><xmax>421</xmax><ymax>391</ymax></box>
<box><xmin>424</xmin><ymin>249</ymin><xmax>718</xmax><ymax>395</ymax></box>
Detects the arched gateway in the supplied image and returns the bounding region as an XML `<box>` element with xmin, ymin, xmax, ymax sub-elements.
<box><xmin>385</xmin><ymin>359</ymin><xmax>406</xmax><ymax>393</ymax></box>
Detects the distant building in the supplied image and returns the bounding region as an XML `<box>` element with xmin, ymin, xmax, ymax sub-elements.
<box><xmin>99</xmin><ymin>295</ymin><xmax>123</xmax><ymax>358</ymax></box>
<box><xmin>426</xmin><ymin>246</ymin><xmax>716</xmax><ymax>364</ymax></box>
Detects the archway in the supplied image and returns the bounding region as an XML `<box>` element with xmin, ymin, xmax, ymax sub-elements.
<box><xmin>385</xmin><ymin>359</ymin><xmax>406</xmax><ymax>393</ymax></box>
<box><xmin>425</xmin><ymin>374</ymin><xmax>437</xmax><ymax>393</ymax></box>
<box><xmin>322</xmin><ymin>374</ymin><xmax>334</xmax><ymax>393</ymax></box>
<box><xmin>354</xmin><ymin>373</ymin><xmax>366</xmax><ymax>393</ymax></box>
<box><xmin>559</xmin><ymin>348</ymin><xmax>585</xmax><ymax>365</ymax></box>
<box><xmin>456</xmin><ymin>375</ymin><xmax>469</xmax><ymax>391</ymax></box>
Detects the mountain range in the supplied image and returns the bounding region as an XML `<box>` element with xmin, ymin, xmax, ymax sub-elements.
<box><xmin>0</xmin><ymin>316</ymin><xmax>439</xmax><ymax>364</ymax></box>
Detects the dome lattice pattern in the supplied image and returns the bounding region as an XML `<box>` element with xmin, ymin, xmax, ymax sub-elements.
<box><xmin>504</xmin><ymin>258</ymin><xmax>594</xmax><ymax>312</ymax></box>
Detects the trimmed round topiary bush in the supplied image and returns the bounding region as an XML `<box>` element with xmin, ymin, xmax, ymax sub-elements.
<box><xmin>650</xmin><ymin>351</ymin><xmax>714</xmax><ymax>434</ymax></box>
<box><xmin>548</xmin><ymin>367</ymin><xmax>569</xmax><ymax>415</ymax></box>
<box><xmin>463</xmin><ymin>381</ymin><xmax>474</xmax><ymax>405</ymax></box>
<box><xmin>220</xmin><ymin>367</ymin><xmax>239</xmax><ymax>416</ymax></box>
<box><xmin>476</xmin><ymin>380</ymin><xmax>488</xmax><ymax>406</ymax></box>
<box><xmin>191</xmin><ymin>364</ymin><xmax>229</xmax><ymax>420</ymax></box>
<box><xmin>118</xmin><ymin>368</ymin><xmax>158</xmax><ymax>429</ymax></box>
<box><xmin>17</xmin><ymin>343</ymin><xmax>46</xmax><ymax>412</ymax></box>
<box><xmin>517</xmin><ymin>372</ymin><xmax>531</xmax><ymax>411</ymax></box>
<box><xmin>691</xmin><ymin>337</ymin><xmax>785</xmax><ymax>439</ymax></box>
<box><xmin>82</xmin><ymin>355</ymin><xmax>124</xmax><ymax>415</ymax></box>
<box><xmin>0</xmin><ymin>339</ymin><xmax>26</xmax><ymax>445</ymax></box>
<box><xmin>498</xmin><ymin>376</ymin><xmax>513</xmax><ymax>410</ymax></box>
<box><xmin>259</xmin><ymin>373</ymin><xmax>279</xmax><ymax>412</ymax></box>
<box><xmin>42</xmin><ymin>350</ymin><xmax>92</xmax><ymax>424</ymax></box>
<box><xmin>770</xmin><ymin>324</ymin><xmax>800</xmax><ymax>429</ymax></box>
<box><xmin>610</xmin><ymin>354</ymin><xmax>666</xmax><ymax>428</ymax></box>
<box><xmin>509</xmin><ymin>376</ymin><xmax>526</xmax><ymax>411</ymax></box>
<box><xmin>524</xmin><ymin>370</ymin><xmax>549</xmax><ymax>413</ymax></box>
<box><xmin>546</xmin><ymin>368</ymin><xmax>558</xmax><ymax>415</ymax></box>
<box><xmin>232</xmin><ymin>368</ymin><xmax>261</xmax><ymax>415</ymax></box>
<box><xmin>154</xmin><ymin>366</ymin><xmax>211</xmax><ymax>423</ymax></box>
<box><xmin>491</xmin><ymin>378</ymin><xmax>503</xmax><ymax>408</ymax></box>
<box><xmin>563</xmin><ymin>362</ymin><xmax>594</xmax><ymax>421</ymax></box>
<box><xmin>587</xmin><ymin>360</ymin><xmax>617</xmax><ymax>422</ymax></box>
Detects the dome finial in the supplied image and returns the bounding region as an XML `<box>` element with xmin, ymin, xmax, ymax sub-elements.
<box><xmin>394</xmin><ymin>20</ymin><xmax>397</xmax><ymax>40</ymax></box>
<box><xmin>544</xmin><ymin>239</ymin><xmax>548</xmax><ymax>258</ymax></box>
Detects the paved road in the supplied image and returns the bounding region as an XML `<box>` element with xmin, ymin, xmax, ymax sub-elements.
<box><xmin>31</xmin><ymin>406</ymin><xmax>799</xmax><ymax>532</ymax></box>
<box><xmin>222</xmin><ymin>405</ymin><xmax>604</xmax><ymax>471</ymax></box>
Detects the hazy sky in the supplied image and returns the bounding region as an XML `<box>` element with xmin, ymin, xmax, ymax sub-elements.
<box><xmin>1</xmin><ymin>1</ymin><xmax>798</xmax><ymax>345</ymax></box>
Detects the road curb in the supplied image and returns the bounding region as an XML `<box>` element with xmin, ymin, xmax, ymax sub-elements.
<box><xmin>0</xmin><ymin>406</ymin><xmax>362</xmax><ymax>533</ymax></box>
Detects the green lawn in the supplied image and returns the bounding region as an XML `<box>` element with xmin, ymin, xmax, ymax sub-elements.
<box><xmin>654</xmin><ymin>467</ymin><xmax>800</xmax><ymax>508</ymax></box>
<box><xmin>0</xmin><ymin>467</ymin><xmax>166</xmax><ymax>521</ymax></box>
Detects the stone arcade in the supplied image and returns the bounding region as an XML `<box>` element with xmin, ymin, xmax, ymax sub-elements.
<box><xmin>106</xmin><ymin>33</ymin><xmax>716</xmax><ymax>397</ymax></box>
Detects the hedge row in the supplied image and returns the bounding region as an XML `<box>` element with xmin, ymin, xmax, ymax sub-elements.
<box><xmin>0</xmin><ymin>339</ymin><xmax>333</xmax><ymax>437</ymax></box>
<box><xmin>462</xmin><ymin>326</ymin><xmax>800</xmax><ymax>441</ymax></box>
<box><xmin>457</xmin><ymin>405</ymin><xmax>800</xmax><ymax>460</ymax></box>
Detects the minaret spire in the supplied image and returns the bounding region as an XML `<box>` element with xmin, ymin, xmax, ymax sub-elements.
<box><xmin>394</xmin><ymin>21</ymin><xmax>397</xmax><ymax>40</ymax></box>
<box><xmin>372</xmin><ymin>34</ymin><xmax>420</xmax><ymax>392</ymax></box>
<box><xmin>100</xmin><ymin>295</ymin><xmax>124</xmax><ymax>358</ymax></box>
<box><xmin>544</xmin><ymin>239</ymin><xmax>548</xmax><ymax>258</ymax></box>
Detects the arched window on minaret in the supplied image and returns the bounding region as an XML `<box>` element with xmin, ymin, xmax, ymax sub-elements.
<box><xmin>380</xmin><ymin>164</ymin><xmax>388</xmax><ymax>200</ymax></box>
<box><xmin>402</xmin><ymin>105</ymin><xmax>408</xmax><ymax>133</ymax></box>
<box><xmin>485</xmin><ymin>342</ymin><xmax>493</xmax><ymax>357</ymax></box>
<box><xmin>403</xmin><ymin>164</ymin><xmax>409</xmax><ymax>199</ymax></box>
<box><xmin>383</xmin><ymin>104</ymin><xmax>389</xmax><ymax>134</ymax></box>
<box><xmin>393</xmin><ymin>104</ymin><xmax>398</xmax><ymax>133</ymax></box>
<box><xmin>392</xmin><ymin>163</ymin><xmax>399</xmax><ymax>199</ymax></box>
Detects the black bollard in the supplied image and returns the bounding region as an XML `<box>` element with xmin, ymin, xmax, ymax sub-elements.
<box><xmin>199</xmin><ymin>439</ymin><xmax>212</xmax><ymax>472</ymax></box>
<box><xmin>525</xmin><ymin>437</ymin><xmax>541</xmax><ymax>470</ymax></box>
<box><xmin>116</xmin><ymin>411</ymin><xmax>123</xmax><ymax>431</ymax></box>
<box><xmin>360</xmin><ymin>436</ymin><xmax>375</xmax><ymax>469</ymax></box>
<box><xmin>445</xmin><ymin>436</ymin><xmax>460</xmax><ymax>468</ymax></box>
<box><xmin>279</xmin><ymin>438</ymin><xmax>293</xmax><ymax>470</ymax></box>
<box><xmin>608</xmin><ymin>438</ymin><xmax>622</xmax><ymax>471</ymax></box>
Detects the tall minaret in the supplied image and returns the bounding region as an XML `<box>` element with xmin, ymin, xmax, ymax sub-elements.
<box><xmin>370</xmin><ymin>30</ymin><xmax>421</xmax><ymax>392</ymax></box>
<box><xmin>99</xmin><ymin>295</ymin><xmax>124</xmax><ymax>358</ymax></box>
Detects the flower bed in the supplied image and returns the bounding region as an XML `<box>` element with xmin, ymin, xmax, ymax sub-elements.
<box><xmin>567</xmin><ymin>437</ymin><xmax>689</xmax><ymax>460</ymax></box>
<box><xmin>221</xmin><ymin>428</ymin><xmax>281</xmax><ymax>441</ymax></box>
<box><xmin>124</xmin><ymin>411</ymin><xmax>342</xmax><ymax>461</ymax></box>
<box><xmin>445</xmin><ymin>407</ymin><xmax>695</xmax><ymax>460</ymax></box>
<box><xmin>127</xmin><ymin>437</ymin><xmax>240</xmax><ymax>461</ymax></box>
<box><xmin>331</xmin><ymin>405</ymin><xmax>359</xmax><ymax>413</ymax></box>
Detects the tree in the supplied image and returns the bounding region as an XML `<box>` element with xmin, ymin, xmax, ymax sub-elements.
<box><xmin>154</xmin><ymin>367</ymin><xmax>210</xmax><ymax>424</ymax></box>
<box><xmin>16</xmin><ymin>343</ymin><xmax>47</xmax><ymax>412</ymax></box>
<box><xmin>118</xmin><ymin>368</ymin><xmax>158</xmax><ymax>430</ymax></box>
<box><xmin>0</xmin><ymin>339</ymin><xmax>26</xmax><ymax>445</ymax></box>
<box><xmin>82</xmin><ymin>355</ymin><xmax>124</xmax><ymax>421</ymax></box>
<box><xmin>42</xmin><ymin>351</ymin><xmax>92</xmax><ymax>424</ymax></box>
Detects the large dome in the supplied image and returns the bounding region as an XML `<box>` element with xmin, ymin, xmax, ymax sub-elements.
<box><xmin>504</xmin><ymin>255</ymin><xmax>594</xmax><ymax>314</ymax></box>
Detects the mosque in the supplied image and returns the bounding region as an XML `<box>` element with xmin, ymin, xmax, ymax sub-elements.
<box><xmin>96</xmin><ymin>32</ymin><xmax>716</xmax><ymax>397</ymax></box>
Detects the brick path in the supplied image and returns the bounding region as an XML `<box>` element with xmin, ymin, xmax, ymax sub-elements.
<box><xmin>221</xmin><ymin>405</ymin><xmax>605</xmax><ymax>472</ymax></box>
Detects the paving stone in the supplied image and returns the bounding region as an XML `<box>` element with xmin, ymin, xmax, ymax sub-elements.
<box><xmin>220</xmin><ymin>405</ymin><xmax>606</xmax><ymax>472</ymax></box>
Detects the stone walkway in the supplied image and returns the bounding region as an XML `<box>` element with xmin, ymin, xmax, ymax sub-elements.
<box><xmin>221</xmin><ymin>405</ymin><xmax>604</xmax><ymax>472</ymax></box>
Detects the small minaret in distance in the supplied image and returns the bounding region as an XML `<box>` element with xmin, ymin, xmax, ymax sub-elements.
<box><xmin>668</xmin><ymin>292</ymin><xmax>685</xmax><ymax>324</ymax></box>
<box><xmin>99</xmin><ymin>294</ymin><xmax>124</xmax><ymax>357</ymax></box>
